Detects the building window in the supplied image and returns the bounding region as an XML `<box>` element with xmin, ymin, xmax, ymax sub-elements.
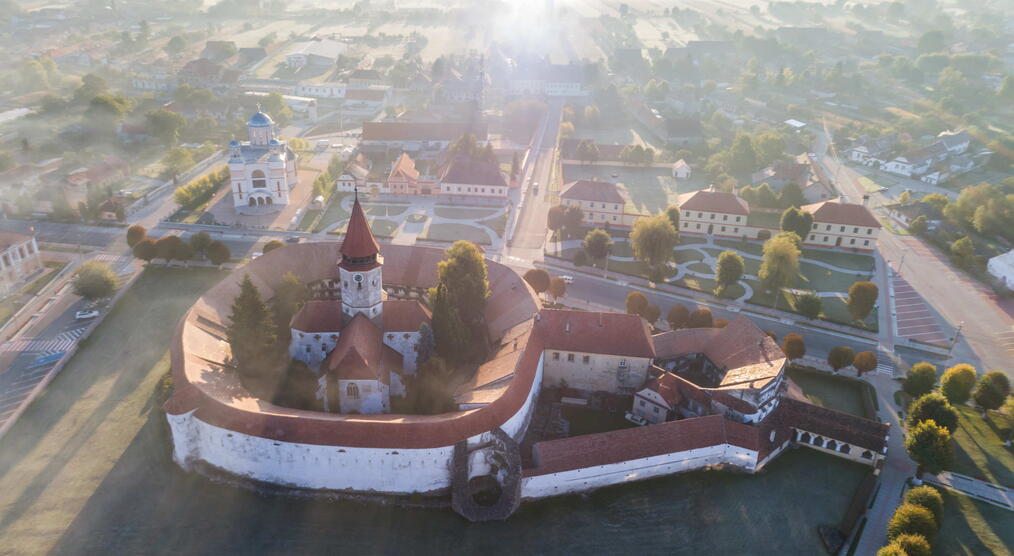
<box><xmin>567</xmin><ymin>353</ymin><xmax>575</xmax><ymax>362</ymax></box>
<box><xmin>809</xmin><ymin>234</ymin><xmax>814</xmax><ymax>240</ymax></box>
<box><xmin>850</xmin><ymin>238</ymin><xmax>855</xmax><ymax>245</ymax></box>
<box><xmin>710</xmin><ymin>213</ymin><xmax>715</xmax><ymax>219</ymax></box>
<box><xmin>867</xmin><ymin>228</ymin><xmax>873</xmax><ymax>234</ymax></box>
<box><xmin>639</xmin><ymin>400</ymin><xmax>646</xmax><ymax>407</ymax></box>
<box><xmin>305</xmin><ymin>345</ymin><xmax>311</xmax><ymax>353</ymax></box>
<box><xmin>826</xmin><ymin>224</ymin><xmax>831</xmax><ymax>231</ymax></box>
<box><xmin>853</xmin><ymin>227</ymin><xmax>859</xmax><ymax>233</ymax></box>
<box><xmin>251</xmin><ymin>170</ymin><xmax>267</xmax><ymax>188</ymax></box>
<box><xmin>553</xmin><ymin>352</ymin><xmax>560</xmax><ymax>360</ymax></box>
<box><xmin>736</xmin><ymin>216</ymin><xmax>741</xmax><ymax>223</ymax></box>
<box><xmin>840</xmin><ymin>226</ymin><xmax>845</xmax><ymax>232</ymax></box>
<box><xmin>582</xmin><ymin>355</ymin><xmax>590</xmax><ymax>363</ymax></box>
<box><xmin>619</xmin><ymin>359</ymin><xmax>627</xmax><ymax>367</ymax></box>
<box><xmin>653</xmin><ymin>407</ymin><xmax>659</xmax><ymax>414</ymax></box>
<box><xmin>684</xmin><ymin>211</ymin><xmax>691</xmax><ymax>217</ymax></box>
<box><xmin>823</xmin><ymin>236</ymin><xmax>828</xmax><ymax>241</ymax></box>
<box><xmin>697</xmin><ymin>212</ymin><xmax>703</xmax><ymax>218</ymax></box>
<box><xmin>696</xmin><ymin>223</ymin><xmax>701</xmax><ymax>230</ymax></box>
<box><xmin>723</xmin><ymin>214</ymin><xmax>728</xmax><ymax>221</ymax></box>
<box><xmin>347</xmin><ymin>383</ymin><xmax>359</xmax><ymax>399</ymax></box>
<box><xmin>864</xmin><ymin>240</ymin><xmax>870</xmax><ymax>246</ymax></box>
<box><xmin>721</xmin><ymin>226</ymin><xmax>726</xmax><ymax>232</ymax></box>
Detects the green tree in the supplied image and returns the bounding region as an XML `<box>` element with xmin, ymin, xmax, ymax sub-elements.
<box><xmin>434</xmin><ymin>241</ymin><xmax>489</xmax><ymax>326</ymax></box>
<box><xmin>908</xmin><ymin>215</ymin><xmax>929</xmax><ymax>235</ymax></box>
<box><xmin>904</xmin><ymin>486</ymin><xmax>945</xmax><ymax>525</ymax></box>
<box><xmin>626</xmin><ymin>291</ymin><xmax>649</xmax><ymax>316</ymax></box>
<box><xmin>729</xmin><ymin>133</ymin><xmax>758</xmax><ymax>174</ymax></box>
<box><xmin>780</xmin><ymin>206</ymin><xmax>814</xmax><ymax>241</ymax></box>
<box><xmin>583</xmin><ymin>228</ymin><xmax>613</xmax><ymax>263</ymax></box>
<box><xmin>207</xmin><ymin>240</ymin><xmax>231</xmax><ymax>266</ymax></box>
<box><xmin>687</xmin><ymin>308</ymin><xmax>713</xmax><ymax>328</ymax></box>
<box><xmin>781</xmin><ymin>333</ymin><xmax>805</xmax><ymax>361</ymax></box>
<box><xmin>415</xmin><ymin>322</ymin><xmax>436</xmax><ymax>366</ymax></box>
<box><xmin>126</xmin><ymin>224</ymin><xmax>147</xmax><ymax>248</ymax></box>
<box><xmin>132</xmin><ymin>238</ymin><xmax>157</xmax><ymax>263</ymax></box>
<box><xmin>145</xmin><ymin>109</ymin><xmax>186</xmax><ymax>145</ymax></box>
<box><xmin>904</xmin><ymin>362</ymin><xmax>939</xmax><ymax>398</ymax></box>
<box><xmin>876</xmin><ymin>545</ymin><xmax>906</xmax><ymax>556</ymax></box>
<box><xmin>263</xmin><ymin>239</ymin><xmax>284</xmax><ymax>253</ymax></box>
<box><xmin>759</xmin><ymin>232</ymin><xmax>800</xmax><ymax>300</ymax></box>
<box><xmin>940</xmin><ymin>364</ymin><xmax>977</xmax><ymax>405</ymax></box>
<box><xmin>889</xmin><ymin>534</ymin><xmax>932</xmax><ymax>556</ymax></box>
<box><xmin>973</xmin><ymin>370</ymin><xmax>1011</xmax><ymax>411</ymax></box>
<box><xmin>754</xmin><ymin>183</ymin><xmax>780</xmax><ymax>208</ymax></box>
<box><xmin>562</xmin><ymin>205</ymin><xmax>584</xmax><ymax>235</ymax></box>
<box><xmin>226</xmin><ymin>275</ymin><xmax>277</xmax><ymax>378</ymax></box>
<box><xmin>715</xmin><ymin>250</ymin><xmax>745</xmax><ymax>294</ymax></box>
<box><xmin>272</xmin><ymin>271</ymin><xmax>308</xmax><ymax>330</ymax></box>
<box><xmin>72</xmin><ymin>260</ymin><xmax>118</xmax><ymax>300</ymax></box>
<box><xmin>665</xmin><ymin>205</ymin><xmax>680</xmax><ymax>231</ymax></box>
<box><xmin>778</xmin><ymin>181</ymin><xmax>807</xmax><ymax>209</ymax></box>
<box><xmin>163</xmin><ymin>147</ymin><xmax>195</xmax><ymax>180</ymax></box>
<box><xmin>847</xmin><ymin>281</ymin><xmax>879</xmax><ymax>321</ymax></box>
<box><xmin>827</xmin><ymin>346</ymin><xmax>855</xmax><ymax>372</ymax></box>
<box><xmin>905</xmin><ymin>419</ymin><xmax>953</xmax><ymax>475</ymax></box>
<box><xmin>523</xmin><ymin>269</ymin><xmax>550</xmax><ymax>297</ymax></box>
<box><xmin>630</xmin><ymin>214</ymin><xmax>677</xmax><ymax>277</ymax></box>
<box><xmin>907</xmin><ymin>392</ymin><xmax>959</xmax><ymax>433</ymax></box>
<box><xmin>754</xmin><ymin>133</ymin><xmax>786</xmax><ymax>167</ymax></box>
<box><xmin>853</xmin><ymin>351</ymin><xmax>877</xmax><ymax>376</ymax></box>
<box><xmin>430</xmin><ymin>283</ymin><xmax>469</xmax><ymax>362</ymax></box>
<box><xmin>190</xmin><ymin>231</ymin><xmax>212</xmax><ymax>257</ymax></box>
<box><xmin>166</xmin><ymin>35</ymin><xmax>186</xmax><ymax>55</ymax></box>
<box><xmin>666</xmin><ymin>304</ymin><xmax>689</xmax><ymax>329</ymax></box>
<box><xmin>917</xmin><ymin>30</ymin><xmax>947</xmax><ymax>53</ymax></box>
<box><xmin>795</xmin><ymin>292</ymin><xmax>822</xmax><ymax>319</ymax></box>
<box><xmin>547</xmin><ymin>205</ymin><xmax>565</xmax><ymax>242</ymax></box>
<box><xmin>950</xmin><ymin>236</ymin><xmax>977</xmax><ymax>268</ymax></box>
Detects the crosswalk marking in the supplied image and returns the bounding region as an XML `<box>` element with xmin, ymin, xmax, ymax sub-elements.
<box><xmin>0</xmin><ymin>326</ymin><xmax>88</xmax><ymax>353</ymax></box>
<box><xmin>874</xmin><ymin>362</ymin><xmax>895</xmax><ymax>376</ymax></box>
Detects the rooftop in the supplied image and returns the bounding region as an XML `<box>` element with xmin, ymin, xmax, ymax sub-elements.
<box><xmin>560</xmin><ymin>179</ymin><xmax>626</xmax><ymax>204</ymax></box>
<box><xmin>802</xmin><ymin>200</ymin><xmax>881</xmax><ymax>228</ymax></box>
<box><xmin>537</xmin><ymin>309</ymin><xmax>655</xmax><ymax>359</ymax></box>
<box><xmin>676</xmin><ymin>189</ymin><xmax>750</xmax><ymax>216</ymax></box>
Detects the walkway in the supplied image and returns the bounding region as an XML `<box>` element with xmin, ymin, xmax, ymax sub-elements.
<box><xmin>891</xmin><ymin>272</ymin><xmax>948</xmax><ymax>345</ymax></box>
<box><xmin>923</xmin><ymin>472</ymin><xmax>1014</xmax><ymax>511</ymax></box>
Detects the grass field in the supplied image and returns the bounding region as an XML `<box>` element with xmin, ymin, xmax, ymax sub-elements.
<box><xmin>948</xmin><ymin>406</ymin><xmax>1014</xmax><ymax>487</ymax></box>
<box><xmin>433</xmin><ymin>207</ymin><xmax>497</xmax><ymax>220</ymax></box>
<box><xmin>936</xmin><ymin>489</ymin><xmax>1014</xmax><ymax>556</ymax></box>
<box><xmin>424</xmin><ymin>223</ymin><xmax>492</xmax><ymax>245</ymax></box>
<box><xmin>0</xmin><ymin>268</ymin><xmax>225</xmax><ymax>555</ymax></box>
<box><xmin>786</xmin><ymin>367</ymin><xmax>867</xmax><ymax>417</ymax></box>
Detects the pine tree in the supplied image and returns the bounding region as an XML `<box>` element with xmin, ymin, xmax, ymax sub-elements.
<box><xmin>430</xmin><ymin>283</ymin><xmax>469</xmax><ymax>363</ymax></box>
<box><xmin>415</xmin><ymin>322</ymin><xmax>436</xmax><ymax>365</ymax></box>
<box><xmin>227</xmin><ymin>275</ymin><xmax>277</xmax><ymax>377</ymax></box>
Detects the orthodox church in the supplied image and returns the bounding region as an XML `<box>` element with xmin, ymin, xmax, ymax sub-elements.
<box><xmin>288</xmin><ymin>196</ymin><xmax>431</xmax><ymax>414</ymax></box>
<box><xmin>228</xmin><ymin>108</ymin><xmax>299</xmax><ymax>214</ymax></box>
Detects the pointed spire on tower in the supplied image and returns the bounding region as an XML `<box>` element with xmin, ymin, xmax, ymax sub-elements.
<box><xmin>339</xmin><ymin>196</ymin><xmax>379</xmax><ymax>263</ymax></box>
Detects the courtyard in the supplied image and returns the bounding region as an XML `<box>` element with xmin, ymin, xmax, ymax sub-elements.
<box><xmin>561</xmin><ymin>163</ymin><xmax>709</xmax><ymax>214</ymax></box>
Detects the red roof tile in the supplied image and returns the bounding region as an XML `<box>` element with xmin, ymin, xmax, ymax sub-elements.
<box><xmin>440</xmin><ymin>157</ymin><xmax>507</xmax><ymax>187</ymax></box>
<box><xmin>677</xmin><ymin>189</ymin><xmax>750</xmax><ymax>215</ymax></box>
<box><xmin>770</xmin><ymin>398</ymin><xmax>889</xmax><ymax>452</ymax></box>
<box><xmin>537</xmin><ymin>309</ymin><xmax>655</xmax><ymax>358</ymax></box>
<box><xmin>802</xmin><ymin>201</ymin><xmax>881</xmax><ymax>228</ymax></box>
<box><xmin>382</xmin><ymin>300</ymin><xmax>431</xmax><ymax>332</ymax></box>
<box><xmin>644</xmin><ymin>371</ymin><xmax>681</xmax><ymax>407</ymax></box>
<box><xmin>560</xmin><ymin>179</ymin><xmax>625</xmax><ymax>204</ymax></box>
<box><xmin>325</xmin><ymin>313</ymin><xmax>400</xmax><ymax>383</ymax></box>
<box><xmin>290</xmin><ymin>300</ymin><xmax>344</xmax><ymax>332</ymax></box>
<box><xmin>362</xmin><ymin>121</ymin><xmax>488</xmax><ymax>142</ymax></box>
<box><xmin>340</xmin><ymin>198</ymin><xmax>380</xmax><ymax>259</ymax></box>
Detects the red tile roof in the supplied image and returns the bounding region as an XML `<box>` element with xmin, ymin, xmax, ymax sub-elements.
<box><xmin>537</xmin><ymin>309</ymin><xmax>655</xmax><ymax>358</ymax></box>
<box><xmin>677</xmin><ymin>189</ymin><xmax>750</xmax><ymax>215</ymax></box>
<box><xmin>644</xmin><ymin>371</ymin><xmax>681</xmax><ymax>407</ymax></box>
<box><xmin>346</xmin><ymin>88</ymin><xmax>387</xmax><ymax>102</ymax></box>
<box><xmin>340</xmin><ymin>198</ymin><xmax>380</xmax><ymax>259</ymax></box>
<box><xmin>525</xmin><ymin>414</ymin><xmax>760</xmax><ymax>476</ymax></box>
<box><xmin>770</xmin><ymin>398</ymin><xmax>889</xmax><ymax>452</ymax></box>
<box><xmin>388</xmin><ymin>153</ymin><xmax>419</xmax><ymax>181</ymax></box>
<box><xmin>382</xmin><ymin>300</ymin><xmax>431</xmax><ymax>332</ymax></box>
<box><xmin>802</xmin><ymin>201</ymin><xmax>881</xmax><ymax>228</ymax></box>
<box><xmin>362</xmin><ymin>121</ymin><xmax>488</xmax><ymax>142</ymax></box>
<box><xmin>440</xmin><ymin>156</ymin><xmax>507</xmax><ymax>187</ymax></box>
<box><xmin>325</xmin><ymin>313</ymin><xmax>400</xmax><ymax>383</ymax></box>
<box><xmin>290</xmin><ymin>300</ymin><xmax>344</xmax><ymax>332</ymax></box>
<box><xmin>560</xmin><ymin>179</ymin><xmax>625</xmax><ymax>204</ymax></box>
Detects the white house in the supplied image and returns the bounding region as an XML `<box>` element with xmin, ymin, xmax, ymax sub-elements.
<box><xmin>672</xmin><ymin>159</ymin><xmax>692</xmax><ymax>180</ymax></box>
<box><xmin>987</xmin><ymin>250</ymin><xmax>1014</xmax><ymax>290</ymax></box>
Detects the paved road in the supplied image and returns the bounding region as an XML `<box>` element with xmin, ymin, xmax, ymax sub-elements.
<box><xmin>509</xmin><ymin>99</ymin><xmax>564</xmax><ymax>253</ymax></box>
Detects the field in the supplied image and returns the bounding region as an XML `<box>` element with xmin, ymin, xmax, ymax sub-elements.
<box><xmin>786</xmin><ymin>367</ymin><xmax>867</xmax><ymax>418</ymax></box>
<box><xmin>948</xmin><ymin>406</ymin><xmax>1014</xmax><ymax>488</ymax></box>
<box><xmin>936</xmin><ymin>489</ymin><xmax>1014</xmax><ymax>556</ymax></box>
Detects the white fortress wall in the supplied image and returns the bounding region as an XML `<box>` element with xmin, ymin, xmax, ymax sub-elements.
<box><xmin>520</xmin><ymin>443</ymin><xmax>759</xmax><ymax>500</ymax></box>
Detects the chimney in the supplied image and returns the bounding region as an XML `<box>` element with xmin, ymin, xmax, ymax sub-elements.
<box><xmin>862</xmin><ymin>194</ymin><xmax>870</xmax><ymax>207</ymax></box>
<box><xmin>564</xmin><ymin>321</ymin><xmax>571</xmax><ymax>334</ymax></box>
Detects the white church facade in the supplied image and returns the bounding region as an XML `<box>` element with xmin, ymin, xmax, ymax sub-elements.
<box><xmin>228</xmin><ymin>109</ymin><xmax>299</xmax><ymax>214</ymax></box>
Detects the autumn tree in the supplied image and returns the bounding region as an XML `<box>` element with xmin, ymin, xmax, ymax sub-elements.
<box><xmin>207</xmin><ymin>240</ymin><xmax>231</xmax><ymax>266</ymax></box>
<box><xmin>227</xmin><ymin>275</ymin><xmax>278</xmax><ymax>378</ymax></box>
<box><xmin>847</xmin><ymin>281</ymin><xmax>879</xmax><ymax>321</ymax></box>
<box><xmin>630</xmin><ymin>214</ymin><xmax>677</xmax><ymax>278</ymax></box>
<box><xmin>715</xmin><ymin>250</ymin><xmax>745</xmax><ymax>295</ymax></box>
<box><xmin>904</xmin><ymin>362</ymin><xmax>939</xmax><ymax>398</ymax></box>
<box><xmin>132</xmin><ymin>238</ymin><xmax>157</xmax><ymax>263</ymax></box>
<box><xmin>546</xmin><ymin>205</ymin><xmax>565</xmax><ymax>242</ymax></box>
<box><xmin>907</xmin><ymin>392</ymin><xmax>959</xmax><ymax>433</ymax></box>
<box><xmin>548</xmin><ymin>276</ymin><xmax>567</xmax><ymax>302</ymax></box>
<box><xmin>853</xmin><ymin>351</ymin><xmax>878</xmax><ymax>376</ymax></box>
<box><xmin>643</xmin><ymin>304</ymin><xmax>661</xmax><ymax>326</ymax></box>
<box><xmin>155</xmin><ymin>235</ymin><xmax>183</xmax><ymax>262</ymax></box>
<box><xmin>827</xmin><ymin>346</ymin><xmax>855</xmax><ymax>372</ymax></box>
<box><xmin>687</xmin><ymin>307</ymin><xmax>713</xmax><ymax>328</ymax></box>
<box><xmin>72</xmin><ymin>260</ymin><xmax>117</xmax><ymax>300</ymax></box>
<box><xmin>126</xmin><ymin>224</ymin><xmax>147</xmax><ymax>248</ymax></box>
<box><xmin>781</xmin><ymin>333</ymin><xmax>805</xmax><ymax>361</ymax></box>
<box><xmin>625</xmin><ymin>291</ymin><xmax>649</xmax><ymax>316</ymax></box>
<box><xmin>940</xmin><ymin>364</ymin><xmax>976</xmax><ymax>405</ymax></box>
<box><xmin>667</xmin><ymin>304</ymin><xmax>689</xmax><ymax>329</ymax></box>
<box><xmin>523</xmin><ymin>269</ymin><xmax>550</xmax><ymax>297</ymax></box>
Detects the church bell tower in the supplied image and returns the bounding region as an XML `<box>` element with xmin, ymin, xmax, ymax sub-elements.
<box><xmin>337</xmin><ymin>194</ymin><xmax>383</xmax><ymax>323</ymax></box>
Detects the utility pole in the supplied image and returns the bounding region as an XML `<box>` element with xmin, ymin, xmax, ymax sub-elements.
<box><xmin>948</xmin><ymin>321</ymin><xmax>965</xmax><ymax>357</ymax></box>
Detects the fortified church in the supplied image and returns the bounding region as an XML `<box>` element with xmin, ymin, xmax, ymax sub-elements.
<box><xmin>286</xmin><ymin>195</ymin><xmax>430</xmax><ymax>414</ymax></box>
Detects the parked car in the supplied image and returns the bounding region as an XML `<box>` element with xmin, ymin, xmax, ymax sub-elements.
<box><xmin>74</xmin><ymin>310</ymin><xmax>99</xmax><ymax>320</ymax></box>
<box><xmin>285</xmin><ymin>236</ymin><xmax>301</xmax><ymax>243</ymax></box>
<box><xmin>559</xmin><ymin>275</ymin><xmax>575</xmax><ymax>284</ymax></box>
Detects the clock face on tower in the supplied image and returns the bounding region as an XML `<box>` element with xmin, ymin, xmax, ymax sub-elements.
<box><xmin>353</xmin><ymin>273</ymin><xmax>364</xmax><ymax>283</ymax></box>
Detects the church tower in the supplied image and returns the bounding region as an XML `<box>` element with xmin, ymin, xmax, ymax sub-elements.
<box><xmin>338</xmin><ymin>196</ymin><xmax>383</xmax><ymax>323</ymax></box>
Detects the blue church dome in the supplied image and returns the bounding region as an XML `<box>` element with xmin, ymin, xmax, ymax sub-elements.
<box><xmin>268</xmin><ymin>138</ymin><xmax>281</xmax><ymax>146</ymax></box>
<box><xmin>248</xmin><ymin>111</ymin><xmax>274</xmax><ymax>127</ymax></box>
<box><xmin>228</xmin><ymin>139</ymin><xmax>240</xmax><ymax>148</ymax></box>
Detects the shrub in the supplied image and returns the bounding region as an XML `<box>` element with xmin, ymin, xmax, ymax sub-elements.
<box><xmin>940</xmin><ymin>364</ymin><xmax>977</xmax><ymax>405</ymax></box>
<box><xmin>905</xmin><ymin>420</ymin><xmax>952</xmax><ymax>475</ymax></box>
<box><xmin>687</xmin><ymin>307</ymin><xmax>713</xmax><ymax>328</ymax></box>
<box><xmin>907</xmin><ymin>392</ymin><xmax>958</xmax><ymax>433</ymax></box>
<box><xmin>876</xmin><ymin>545</ymin><xmax>906</xmax><ymax>556</ymax></box>
<box><xmin>853</xmin><ymin>351</ymin><xmax>877</xmax><ymax>375</ymax></box>
<box><xmin>973</xmin><ymin>370</ymin><xmax>1011</xmax><ymax>410</ymax></box>
<box><xmin>887</xmin><ymin>503</ymin><xmax>937</xmax><ymax>542</ymax></box>
<box><xmin>892</xmin><ymin>534</ymin><xmax>931</xmax><ymax>556</ymax></box>
<box><xmin>781</xmin><ymin>333</ymin><xmax>805</xmax><ymax>360</ymax></box>
<box><xmin>263</xmin><ymin>240</ymin><xmax>284</xmax><ymax>253</ymax></box>
<box><xmin>827</xmin><ymin>346</ymin><xmax>855</xmax><ymax>372</ymax></box>
<box><xmin>903</xmin><ymin>486</ymin><xmax>944</xmax><ymax>525</ymax></box>
<box><xmin>904</xmin><ymin>362</ymin><xmax>938</xmax><ymax>398</ymax></box>
<box><xmin>666</xmin><ymin>304</ymin><xmax>689</xmax><ymax>329</ymax></box>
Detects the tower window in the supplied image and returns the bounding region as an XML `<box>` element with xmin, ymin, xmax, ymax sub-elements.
<box><xmin>251</xmin><ymin>170</ymin><xmax>267</xmax><ymax>188</ymax></box>
<box><xmin>347</xmin><ymin>383</ymin><xmax>359</xmax><ymax>399</ymax></box>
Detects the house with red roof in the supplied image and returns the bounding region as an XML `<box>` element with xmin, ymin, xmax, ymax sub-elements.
<box><xmin>676</xmin><ymin>188</ymin><xmax>753</xmax><ymax>239</ymax></box>
<box><xmin>801</xmin><ymin>200</ymin><xmax>880</xmax><ymax>251</ymax></box>
<box><xmin>383</xmin><ymin>153</ymin><xmax>426</xmax><ymax>195</ymax></box>
<box><xmin>438</xmin><ymin>156</ymin><xmax>511</xmax><ymax>200</ymax></box>
<box><xmin>559</xmin><ymin>179</ymin><xmax>644</xmax><ymax>229</ymax></box>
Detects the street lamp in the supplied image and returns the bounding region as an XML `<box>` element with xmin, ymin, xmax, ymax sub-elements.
<box><xmin>897</xmin><ymin>252</ymin><xmax>906</xmax><ymax>274</ymax></box>
<box><xmin>948</xmin><ymin>321</ymin><xmax>965</xmax><ymax>357</ymax></box>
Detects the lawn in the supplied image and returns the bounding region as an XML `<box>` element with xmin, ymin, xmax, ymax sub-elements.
<box><xmin>686</xmin><ymin>262</ymin><xmax>712</xmax><ymax>274</ymax></box>
<box><xmin>561</xmin><ymin>164</ymin><xmax>675</xmax><ymax>212</ymax></box>
<box><xmin>363</xmin><ymin>203</ymin><xmax>409</xmax><ymax>217</ymax></box>
<box><xmin>560</xmin><ymin>405</ymin><xmax>634</xmax><ymax>437</ymax></box>
<box><xmin>948</xmin><ymin>406</ymin><xmax>1014</xmax><ymax>488</ymax></box>
<box><xmin>786</xmin><ymin>366</ymin><xmax>867</xmax><ymax>417</ymax></box>
<box><xmin>714</xmin><ymin>238</ymin><xmax>764</xmax><ymax>256</ymax></box>
<box><xmin>0</xmin><ymin>267</ymin><xmax>225</xmax><ymax>555</ymax></box>
<box><xmin>433</xmin><ymin>207</ymin><xmax>497</xmax><ymax>219</ymax></box>
<box><xmin>478</xmin><ymin>212</ymin><xmax>508</xmax><ymax>238</ymax></box>
<box><xmin>424</xmin><ymin>223</ymin><xmax>492</xmax><ymax>245</ymax></box>
<box><xmin>800</xmin><ymin>249</ymin><xmax>875</xmax><ymax>272</ymax></box>
<box><xmin>746</xmin><ymin>211</ymin><xmax>782</xmax><ymax>228</ymax></box>
<box><xmin>313</xmin><ymin>192</ymin><xmax>351</xmax><ymax>232</ymax></box>
<box><xmin>936</xmin><ymin>489</ymin><xmax>1014</xmax><ymax>556</ymax></box>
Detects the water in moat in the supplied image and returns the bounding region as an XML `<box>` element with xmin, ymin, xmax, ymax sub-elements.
<box><xmin>50</xmin><ymin>413</ymin><xmax>867</xmax><ymax>555</ymax></box>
